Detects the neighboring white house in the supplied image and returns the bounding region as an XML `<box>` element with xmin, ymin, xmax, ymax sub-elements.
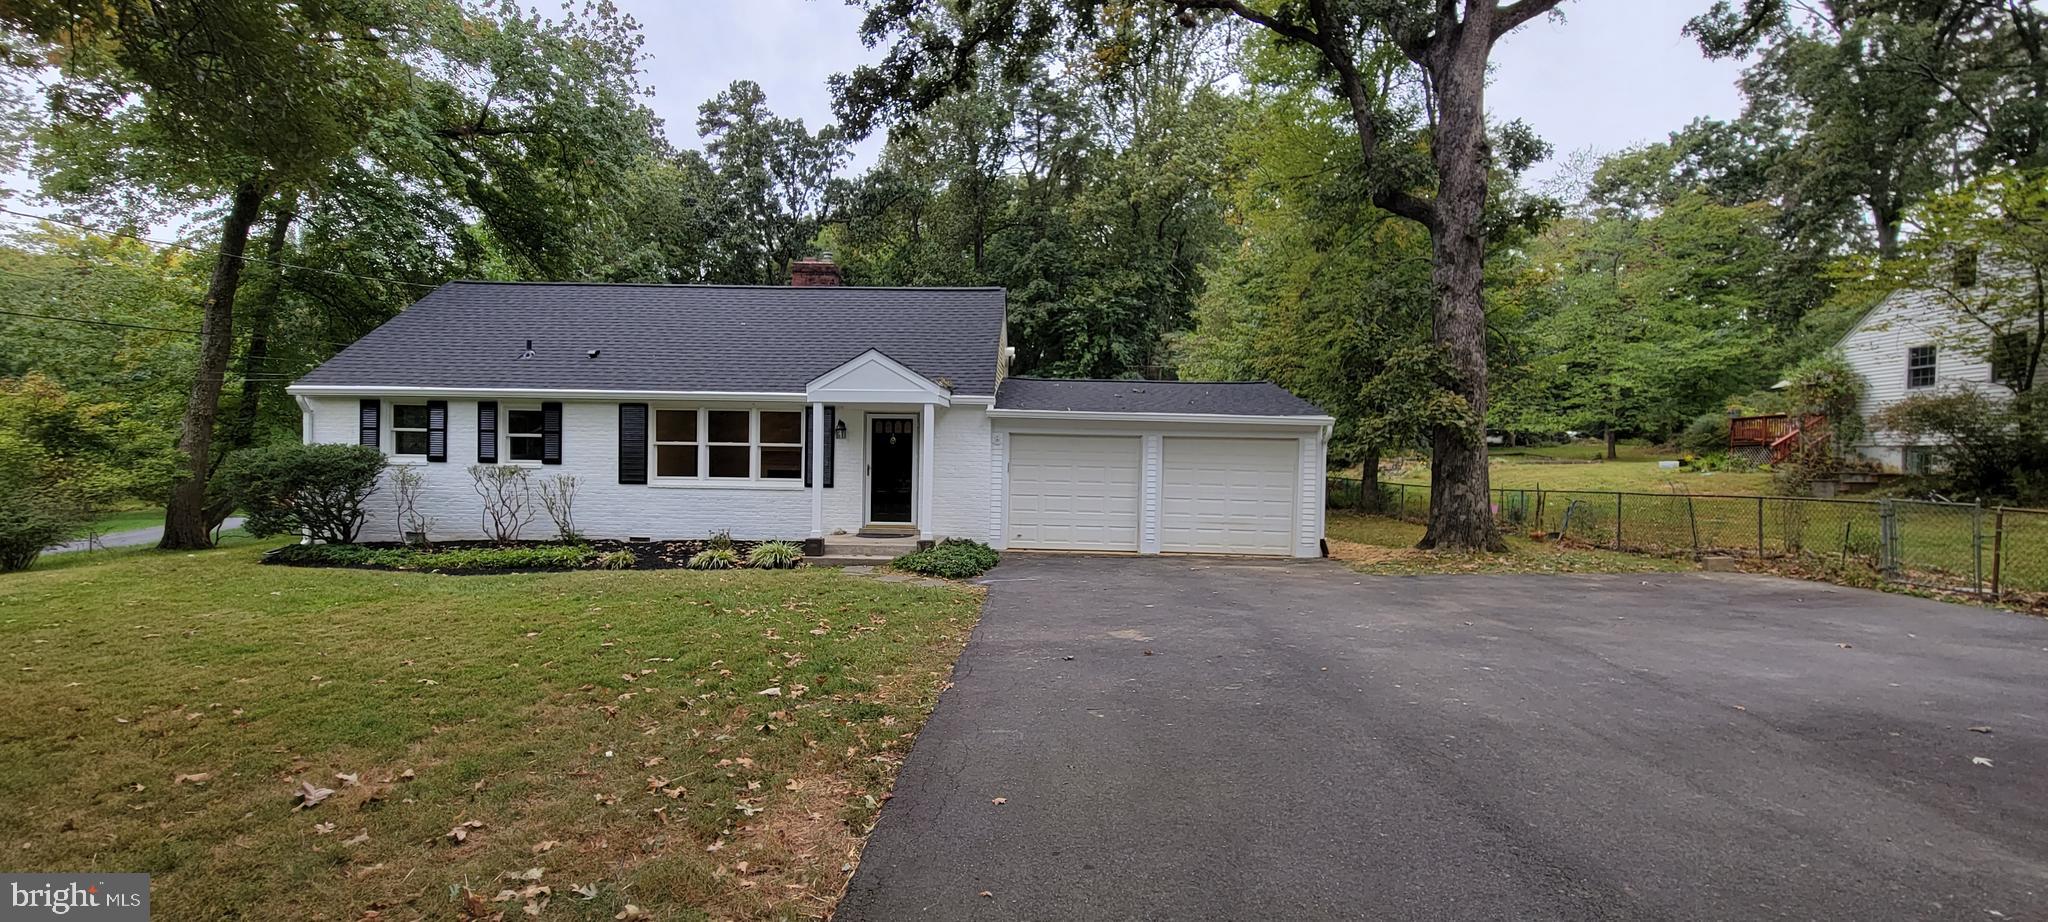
<box><xmin>286</xmin><ymin>260</ymin><xmax>1334</xmax><ymax>557</ymax></box>
<box><xmin>1838</xmin><ymin>281</ymin><xmax>2029</xmax><ymax>472</ymax></box>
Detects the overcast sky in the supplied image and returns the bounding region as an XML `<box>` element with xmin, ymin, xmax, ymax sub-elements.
<box><xmin>628</xmin><ymin>0</ymin><xmax>1749</xmax><ymax>192</ymax></box>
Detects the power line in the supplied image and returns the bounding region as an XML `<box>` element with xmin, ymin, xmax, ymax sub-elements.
<box><xmin>0</xmin><ymin>206</ymin><xmax>442</xmax><ymax>291</ymax></box>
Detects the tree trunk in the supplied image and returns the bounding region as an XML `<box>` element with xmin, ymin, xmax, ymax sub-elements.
<box><xmin>1873</xmin><ymin>198</ymin><xmax>1903</xmax><ymax>260</ymax></box>
<box><xmin>1605</xmin><ymin>427</ymin><xmax>1618</xmax><ymax>460</ymax></box>
<box><xmin>160</xmin><ymin>179</ymin><xmax>267</xmax><ymax>550</ymax></box>
<box><xmin>223</xmin><ymin>197</ymin><xmax>297</xmax><ymax>454</ymax></box>
<box><xmin>1416</xmin><ymin>17</ymin><xmax>1505</xmax><ymax>553</ymax></box>
<box><xmin>1359</xmin><ymin>446</ymin><xmax>1382</xmax><ymax>513</ymax></box>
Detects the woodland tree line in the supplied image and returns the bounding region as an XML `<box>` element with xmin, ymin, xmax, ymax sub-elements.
<box><xmin>1</xmin><ymin>0</ymin><xmax>2046</xmax><ymax>560</ymax></box>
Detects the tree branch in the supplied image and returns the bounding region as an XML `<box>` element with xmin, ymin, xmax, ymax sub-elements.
<box><xmin>1172</xmin><ymin>0</ymin><xmax>1322</xmax><ymax>45</ymax></box>
<box><xmin>1492</xmin><ymin>0</ymin><xmax>1566</xmax><ymax>41</ymax></box>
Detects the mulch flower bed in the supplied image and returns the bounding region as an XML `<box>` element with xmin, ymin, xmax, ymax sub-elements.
<box><xmin>264</xmin><ymin>538</ymin><xmax>796</xmax><ymax>574</ymax></box>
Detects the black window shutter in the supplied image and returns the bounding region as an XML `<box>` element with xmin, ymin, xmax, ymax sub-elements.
<box><xmin>541</xmin><ymin>402</ymin><xmax>563</xmax><ymax>465</ymax></box>
<box><xmin>803</xmin><ymin>406</ymin><xmax>813</xmax><ymax>487</ymax></box>
<box><xmin>358</xmin><ymin>399</ymin><xmax>380</xmax><ymax>448</ymax></box>
<box><xmin>823</xmin><ymin>406</ymin><xmax>835</xmax><ymax>488</ymax></box>
<box><xmin>426</xmin><ymin>400</ymin><xmax>448</xmax><ymax>462</ymax></box>
<box><xmin>618</xmin><ymin>403</ymin><xmax>648</xmax><ymax>484</ymax></box>
<box><xmin>476</xmin><ymin>401</ymin><xmax>498</xmax><ymax>463</ymax></box>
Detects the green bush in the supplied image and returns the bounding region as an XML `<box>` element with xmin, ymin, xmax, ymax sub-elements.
<box><xmin>687</xmin><ymin>547</ymin><xmax>741</xmax><ymax>570</ymax></box>
<box><xmin>224</xmin><ymin>443</ymin><xmax>386</xmax><ymax>543</ymax></box>
<box><xmin>595</xmin><ymin>549</ymin><xmax>637</xmax><ymax>570</ymax></box>
<box><xmin>0</xmin><ymin>454</ymin><xmax>89</xmax><ymax>572</ymax></box>
<box><xmin>747</xmin><ymin>540</ymin><xmax>803</xmax><ymax>569</ymax></box>
<box><xmin>1675</xmin><ymin>412</ymin><xmax>1729</xmax><ymax>456</ymax></box>
<box><xmin>264</xmin><ymin>542</ymin><xmax>596</xmax><ymax>572</ymax></box>
<box><xmin>892</xmin><ymin>539</ymin><xmax>1000</xmax><ymax>578</ymax></box>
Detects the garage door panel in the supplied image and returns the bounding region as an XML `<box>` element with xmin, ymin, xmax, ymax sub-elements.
<box><xmin>1008</xmin><ymin>435</ymin><xmax>1141</xmax><ymax>551</ymax></box>
<box><xmin>1161</xmin><ymin>437</ymin><xmax>1298</xmax><ymax>555</ymax></box>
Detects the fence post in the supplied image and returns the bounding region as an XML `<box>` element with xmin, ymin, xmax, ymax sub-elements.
<box><xmin>1991</xmin><ymin>507</ymin><xmax>2005</xmax><ymax>599</ymax></box>
<box><xmin>1756</xmin><ymin>496</ymin><xmax>1765</xmax><ymax>559</ymax></box>
<box><xmin>1399</xmin><ymin>483</ymin><xmax>1408</xmax><ymax>521</ymax></box>
<box><xmin>1614</xmin><ymin>492</ymin><xmax>1623</xmax><ymax>550</ymax></box>
<box><xmin>1878</xmin><ymin>500</ymin><xmax>1899</xmax><ymax>579</ymax></box>
<box><xmin>1686</xmin><ymin>496</ymin><xmax>1700</xmax><ymax>558</ymax></box>
<box><xmin>1973</xmin><ymin>502</ymin><xmax>1984</xmax><ymax>594</ymax></box>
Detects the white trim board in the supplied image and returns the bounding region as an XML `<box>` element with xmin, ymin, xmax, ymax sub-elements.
<box><xmin>987</xmin><ymin>408</ymin><xmax>1336</xmax><ymax>426</ymax></box>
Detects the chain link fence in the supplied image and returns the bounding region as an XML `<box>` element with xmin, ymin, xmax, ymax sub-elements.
<box><xmin>1327</xmin><ymin>477</ymin><xmax>2048</xmax><ymax>600</ymax></box>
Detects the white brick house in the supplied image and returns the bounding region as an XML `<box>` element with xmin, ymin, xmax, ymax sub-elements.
<box><xmin>287</xmin><ymin>261</ymin><xmax>1333</xmax><ymax>557</ymax></box>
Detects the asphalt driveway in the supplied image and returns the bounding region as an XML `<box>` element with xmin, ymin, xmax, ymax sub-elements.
<box><xmin>837</xmin><ymin>555</ymin><xmax>2048</xmax><ymax>921</ymax></box>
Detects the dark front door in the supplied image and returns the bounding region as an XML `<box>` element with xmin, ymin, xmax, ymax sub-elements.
<box><xmin>869</xmin><ymin>417</ymin><xmax>915</xmax><ymax>523</ymax></box>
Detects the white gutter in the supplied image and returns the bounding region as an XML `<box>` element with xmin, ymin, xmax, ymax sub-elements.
<box><xmin>987</xmin><ymin>408</ymin><xmax>1336</xmax><ymax>426</ymax></box>
<box><xmin>287</xmin><ymin>383</ymin><xmax>1001</xmax><ymax>404</ymax></box>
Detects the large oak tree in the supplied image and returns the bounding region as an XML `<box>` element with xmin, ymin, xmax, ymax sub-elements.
<box><xmin>836</xmin><ymin>0</ymin><xmax>1566</xmax><ymax>550</ymax></box>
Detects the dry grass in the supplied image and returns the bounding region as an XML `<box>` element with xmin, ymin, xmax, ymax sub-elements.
<box><xmin>1325</xmin><ymin>514</ymin><xmax>1690</xmax><ymax>575</ymax></box>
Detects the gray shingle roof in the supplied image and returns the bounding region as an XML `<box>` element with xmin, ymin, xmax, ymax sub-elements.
<box><xmin>995</xmin><ymin>378</ymin><xmax>1327</xmax><ymax>417</ymax></box>
<box><xmin>294</xmin><ymin>282</ymin><xmax>1007</xmax><ymax>395</ymax></box>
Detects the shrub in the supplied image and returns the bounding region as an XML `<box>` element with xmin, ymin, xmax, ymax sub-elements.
<box><xmin>538</xmin><ymin>474</ymin><xmax>580</xmax><ymax>542</ymax></box>
<box><xmin>264</xmin><ymin>542</ymin><xmax>596</xmax><ymax>572</ymax></box>
<box><xmin>223</xmin><ymin>442</ymin><xmax>386</xmax><ymax>543</ymax></box>
<box><xmin>468</xmin><ymin>464</ymin><xmax>534</xmax><ymax>541</ymax></box>
<box><xmin>747</xmin><ymin>540</ymin><xmax>803</xmax><ymax>569</ymax></box>
<box><xmin>596</xmin><ymin>549</ymin><xmax>637</xmax><ymax>570</ymax></box>
<box><xmin>892</xmin><ymin>539</ymin><xmax>1000</xmax><ymax>578</ymax></box>
<box><xmin>389</xmin><ymin>466</ymin><xmax>435</xmax><ymax>546</ymax></box>
<box><xmin>705</xmin><ymin>529</ymin><xmax>735</xmax><ymax>552</ymax></box>
<box><xmin>687</xmin><ymin>547</ymin><xmax>741</xmax><ymax>570</ymax></box>
<box><xmin>1675</xmin><ymin>412</ymin><xmax>1729</xmax><ymax>456</ymax></box>
<box><xmin>0</xmin><ymin>436</ymin><xmax>90</xmax><ymax>572</ymax></box>
<box><xmin>1877</xmin><ymin>390</ymin><xmax>2048</xmax><ymax>503</ymax></box>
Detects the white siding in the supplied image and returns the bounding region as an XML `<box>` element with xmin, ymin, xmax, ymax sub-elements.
<box><xmin>303</xmin><ymin>396</ymin><xmax>994</xmax><ymax>543</ymax></box>
<box><xmin>1840</xmin><ymin>288</ymin><xmax>2014</xmax><ymax>469</ymax></box>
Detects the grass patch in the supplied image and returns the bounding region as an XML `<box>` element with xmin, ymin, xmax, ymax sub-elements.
<box><xmin>1326</xmin><ymin>513</ymin><xmax>1690</xmax><ymax>575</ymax></box>
<box><xmin>1360</xmin><ymin>440</ymin><xmax>1775</xmax><ymax>496</ymax></box>
<box><xmin>0</xmin><ymin>543</ymin><xmax>982</xmax><ymax>920</ymax></box>
<box><xmin>85</xmin><ymin>506</ymin><xmax>163</xmax><ymax>535</ymax></box>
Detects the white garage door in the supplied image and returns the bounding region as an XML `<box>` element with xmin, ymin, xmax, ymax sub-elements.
<box><xmin>1007</xmin><ymin>435</ymin><xmax>1141</xmax><ymax>551</ymax></box>
<box><xmin>1160</xmin><ymin>437</ymin><xmax>1300</xmax><ymax>555</ymax></box>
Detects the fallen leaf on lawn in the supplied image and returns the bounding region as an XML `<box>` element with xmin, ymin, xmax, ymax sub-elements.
<box><xmin>616</xmin><ymin>906</ymin><xmax>653</xmax><ymax>921</ymax></box>
<box><xmin>448</xmin><ymin>820</ymin><xmax>485</xmax><ymax>843</ymax></box>
<box><xmin>1969</xmin><ymin>726</ymin><xmax>1994</xmax><ymax>734</ymax></box>
<box><xmin>294</xmin><ymin>781</ymin><xmax>337</xmax><ymax>811</ymax></box>
<box><xmin>979</xmin><ymin>891</ymin><xmax>994</xmax><ymax>898</ymax></box>
<box><xmin>335</xmin><ymin>772</ymin><xmax>361</xmax><ymax>787</ymax></box>
<box><xmin>399</xmin><ymin>768</ymin><xmax>416</xmax><ymax>781</ymax></box>
<box><xmin>594</xmin><ymin>793</ymin><xmax>617</xmax><ymax>806</ymax></box>
<box><xmin>571</xmin><ymin>884</ymin><xmax>598</xmax><ymax>900</ymax></box>
<box><xmin>642</xmin><ymin>756</ymin><xmax>665</xmax><ymax>768</ymax></box>
<box><xmin>1973</xmin><ymin>756</ymin><xmax>1995</xmax><ymax>767</ymax></box>
<box><xmin>530</xmin><ymin>840</ymin><xmax>560</xmax><ymax>855</ymax></box>
<box><xmin>705</xmin><ymin>840</ymin><xmax>724</xmax><ymax>852</ymax></box>
<box><xmin>503</xmin><ymin>867</ymin><xmax>544</xmax><ymax>882</ymax></box>
<box><xmin>991</xmin><ymin>797</ymin><xmax>1007</xmax><ymax>805</ymax></box>
<box><xmin>1836</xmin><ymin>643</ymin><xmax>1853</xmax><ymax>649</ymax></box>
<box><xmin>314</xmin><ymin>822</ymin><xmax>337</xmax><ymax>835</ymax></box>
<box><xmin>173</xmin><ymin>772</ymin><xmax>212</xmax><ymax>785</ymax></box>
<box><xmin>343</xmin><ymin>832</ymin><xmax>370</xmax><ymax>847</ymax></box>
<box><xmin>757</xmin><ymin>686</ymin><xmax>782</xmax><ymax>697</ymax></box>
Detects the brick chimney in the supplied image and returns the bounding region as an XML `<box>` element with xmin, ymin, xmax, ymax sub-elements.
<box><xmin>789</xmin><ymin>255</ymin><xmax>842</xmax><ymax>287</ymax></box>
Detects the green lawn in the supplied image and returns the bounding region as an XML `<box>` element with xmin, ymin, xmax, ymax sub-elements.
<box><xmin>0</xmin><ymin>544</ymin><xmax>982</xmax><ymax>920</ymax></box>
<box><xmin>1360</xmin><ymin>441</ymin><xmax>1776</xmax><ymax>496</ymax></box>
<box><xmin>86</xmin><ymin>506</ymin><xmax>164</xmax><ymax>535</ymax></box>
<box><xmin>1325</xmin><ymin>513</ymin><xmax>1689</xmax><ymax>575</ymax></box>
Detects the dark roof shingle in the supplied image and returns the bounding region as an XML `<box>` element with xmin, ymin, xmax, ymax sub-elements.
<box><xmin>294</xmin><ymin>282</ymin><xmax>1006</xmax><ymax>395</ymax></box>
<box><xmin>994</xmin><ymin>378</ymin><xmax>1327</xmax><ymax>417</ymax></box>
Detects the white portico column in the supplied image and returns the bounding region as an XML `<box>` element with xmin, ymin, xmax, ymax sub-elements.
<box><xmin>919</xmin><ymin>402</ymin><xmax>936</xmax><ymax>542</ymax></box>
<box><xmin>810</xmin><ymin>401</ymin><xmax>825</xmax><ymax>540</ymax></box>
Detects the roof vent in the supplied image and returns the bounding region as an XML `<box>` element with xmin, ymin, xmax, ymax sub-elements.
<box><xmin>517</xmin><ymin>339</ymin><xmax>535</xmax><ymax>360</ymax></box>
<box><xmin>587</xmin><ymin>349</ymin><xmax>601</xmax><ymax>359</ymax></box>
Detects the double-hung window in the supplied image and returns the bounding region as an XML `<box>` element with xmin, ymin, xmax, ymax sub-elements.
<box><xmin>392</xmin><ymin>404</ymin><xmax>431</xmax><ymax>456</ymax></box>
<box><xmin>650</xmin><ymin>408</ymin><xmax>805</xmax><ymax>481</ymax></box>
<box><xmin>506</xmin><ymin>408</ymin><xmax>546</xmax><ymax>462</ymax></box>
<box><xmin>1906</xmin><ymin>345</ymin><xmax>1937</xmax><ymax>389</ymax></box>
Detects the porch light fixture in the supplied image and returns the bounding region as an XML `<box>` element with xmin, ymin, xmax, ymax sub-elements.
<box><xmin>833</xmin><ymin>419</ymin><xmax>849</xmax><ymax>440</ymax></box>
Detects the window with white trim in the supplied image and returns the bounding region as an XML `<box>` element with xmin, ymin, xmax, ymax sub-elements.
<box><xmin>1906</xmin><ymin>345</ymin><xmax>1937</xmax><ymax>389</ymax></box>
<box><xmin>392</xmin><ymin>404</ymin><xmax>431</xmax><ymax>456</ymax></box>
<box><xmin>506</xmin><ymin>408</ymin><xmax>545</xmax><ymax>462</ymax></box>
<box><xmin>650</xmin><ymin>408</ymin><xmax>804</xmax><ymax>481</ymax></box>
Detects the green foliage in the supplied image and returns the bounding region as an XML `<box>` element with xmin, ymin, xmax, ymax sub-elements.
<box><xmin>263</xmin><ymin>542</ymin><xmax>598</xmax><ymax>572</ymax></box>
<box><xmin>1877</xmin><ymin>390</ymin><xmax>2048</xmax><ymax>504</ymax></box>
<box><xmin>0</xmin><ymin>433</ymin><xmax>91</xmax><ymax>572</ymax></box>
<box><xmin>595</xmin><ymin>549</ymin><xmax>637</xmax><ymax>571</ymax></box>
<box><xmin>1783</xmin><ymin>351</ymin><xmax>1866</xmax><ymax>451</ymax></box>
<box><xmin>224</xmin><ymin>443</ymin><xmax>386</xmax><ymax>544</ymax></box>
<box><xmin>892</xmin><ymin>539</ymin><xmax>1000</xmax><ymax>579</ymax></box>
<box><xmin>687</xmin><ymin>547</ymin><xmax>742</xmax><ymax>571</ymax></box>
<box><xmin>1677</xmin><ymin>412</ymin><xmax>1731</xmax><ymax>456</ymax></box>
<box><xmin>747</xmin><ymin>540</ymin><xmax>804</xmax><ymax>570</ymax></box>
<box><xmin>705</xmin><ymin>529</ymin><xmax>735</xmax><ymax>552</ymax></box>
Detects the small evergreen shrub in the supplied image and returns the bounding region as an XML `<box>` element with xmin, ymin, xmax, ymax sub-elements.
<box><xmin>892</xmin><ymin>539</ymin><xmax>1000</xmax><ymax>578</ymax></box>
<box><xmin>687</xmin><ymin>547</ymin><xmax>742</xmax><ymax>570</ymax></box>
<box><xmin>224</xmin><ymin>442</ymin><xmax>387</xmax><ymax>543</ymax></box>
<box><xmin>747</xmin><ymin>540</ymin><xmax>803</xmax><ymax>569</ymax></box>
<box><xmin>596</xmin><ymin>549</ymin><xmax>637</xmax><ymax>570</ymax></box>
<box><xmin>264</xmin><ymin>542</ymin><xmax>595</xmax><ymax>572</ymax></box>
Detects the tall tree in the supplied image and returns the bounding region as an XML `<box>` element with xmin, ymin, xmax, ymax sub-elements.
<box><xmin>2</xmin><ymin>0</ymin><xmax>411</xmax><ymax>548</ymax></box>
<box><xmin>697</xmin><ymin>80</ymin><xmax>845</xmax><ymax>284</ymax></box>
<box><xmin>836</xmin><ymin>0</ymin><xmax>1566</xmax><ymax>551</ymax></box>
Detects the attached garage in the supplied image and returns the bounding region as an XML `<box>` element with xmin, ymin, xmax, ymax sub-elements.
<box><xmin>992</xmin><ymin>379</ymin><xmax>1332</xmax><ymax>558</ymax></box>
<box><xmin>1006</xmin><ymin>434</ymin><xmax>1142</xmax><ymax>551</ymax></box>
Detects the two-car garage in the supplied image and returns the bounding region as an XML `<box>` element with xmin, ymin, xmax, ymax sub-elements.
<box><xmin>992</xmin><ymin>379</ymin><xmax>1331</xmax><ymax>559</ymax></box>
